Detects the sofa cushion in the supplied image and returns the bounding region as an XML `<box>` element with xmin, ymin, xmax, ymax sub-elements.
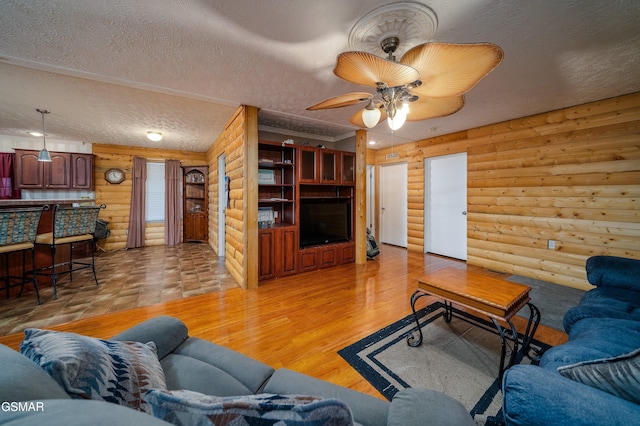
<box><xmin>145</xmin><ymin>390</ymin><xmax>354</xmax><ymax>426</ymax></box>
<box><xmin>111</xmin><ymin>315</ymin><xmax>189</xmax><ymax>360</ymax></box>
<box><xmin>169</xmin><ymin>337</ymin><xmax>274</xmax><ymax>394</ymax></box>
<box><xmin>557</xmin><ymin>347</ymin><xmax>640</xmax><ymax>404</ymax></box>
<box><xmin>0</xmin><ymin>344</ymin><xmax>71</xmax><ymax>402</ymax></box>
<box><xmin>503</xmin><ymin>364</ymin><xmax>640</xmax><ymax>426</ymax></box>
<box><xmin>264</xmin><ymin>368</ymin><xmax>389</xmax><ymax>426</ymax></box>
<box><xmin>387</xmin><ymin>388</ymin><xmax>474</xmax><ymax>426</ymax></box>
<box><xmin>586</xmin><ymin>256</ymin><xmax>640</xmax><ymax>291</ymax></box>
<box><xmin>0</xmin><ymin>399</ymin><xmax>172</xmax><ymax>426</ymax></box>
<box><xmin>161</xmin><ymin>353</ymin><xmax>257</xmax><ymax>396</ymax></box>
<box><xmin>540</xmin><ymin>317</ymin><xmax>640</xmax><ymax>371</ymax></box>
<box><xmin>19</xmin><ymin>328</ymin><xmax>166</xmax><ymax>413</ymax></box>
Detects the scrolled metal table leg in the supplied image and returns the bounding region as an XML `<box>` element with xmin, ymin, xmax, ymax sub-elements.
<box><xmin>443</xmin><ymin>301</ymin><xmax>453</xmax><ymax>323</ymax></box>
<box><xmin>491</xmin><ymin>318</ymin><xmax>519</xmax><ymax>381</ymax></box>
<box><xmin>522</xmin><ymin>302</ymin><xmax>542</xmax><ymax>360</ymax></box>
<box><xmin>407</xmin><ymin>290</ymin><xmax>429</xmax><ymax>347</ymax></box>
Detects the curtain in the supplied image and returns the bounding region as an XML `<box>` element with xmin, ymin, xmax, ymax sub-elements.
<box><xmin>126</xmin><ymin>156</ymin><xmax>147</xmax><ymax>248</ymax></box>
<box><xmin>164</xmin><ymin>159</ymin><xmax>181</xmax><ymax>247</ymax></box>
<box><xmin>0</xmin><ymin>153</ymin><xmax>21</xmax><ymax>199</ymax></box>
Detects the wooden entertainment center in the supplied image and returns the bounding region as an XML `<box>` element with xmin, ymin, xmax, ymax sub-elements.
<box><xmin>258</xmin><ymin>140</ymin><xmax>356</xmax><ymax>281</ymax></box>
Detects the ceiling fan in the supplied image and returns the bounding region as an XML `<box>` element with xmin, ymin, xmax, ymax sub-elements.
<box><xmin>307</xmin><ymin>2</ymin><xmax>504</xmax><ymax>131</ymax></box>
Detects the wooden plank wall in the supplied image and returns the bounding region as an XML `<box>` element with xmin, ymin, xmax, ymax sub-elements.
<box><xmin>92</xmin><ymin>143</ymin><xmax>206</xmax><ymax>251</ymax></box>
<box><xmin>206</xmin><ymin>106</ymin><xmax>249</xmax><ymax>288</ymax></box>
<box><xmin>371</xmin><ymin>92</ymin><xmax>640</xmax><ymax>290</ymax></box>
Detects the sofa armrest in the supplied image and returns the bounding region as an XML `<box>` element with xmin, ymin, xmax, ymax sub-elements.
<box><xmin>503</xmin><ymin>364</ymin><xmax>640</xmax><ymax>426</ymax></box>
<box><xmin>387</xmin><ymin>388</ymin><xmax>474</xmax><ymax>426</ymax></box>
<box><xmin>110</xmin><ymin>316</ymin><xmax>188</xmax><ymax>360</ymax></box>
<box><xmin>586</xmin><ymin>256</ymin><xmax>640</xmax><ymax>291</ymax></box>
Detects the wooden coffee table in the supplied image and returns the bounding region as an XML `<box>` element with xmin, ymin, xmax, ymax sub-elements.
<box><xmin>406</xmin><ymin>267</ymin><xmax>541</xmax><ymax>380</ymax></box>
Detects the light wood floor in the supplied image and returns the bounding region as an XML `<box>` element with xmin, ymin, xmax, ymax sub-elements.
<box><xmin>0</xmin><ymin>244</ymin><xmax>567</xmax><ymax>400</ymax></box>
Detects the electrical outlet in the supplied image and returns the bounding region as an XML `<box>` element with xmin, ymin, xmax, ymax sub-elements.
<box><xmin>547</xmin><ymin>239</ymin><xmax>556</xmax><ymax>249</ymax></box>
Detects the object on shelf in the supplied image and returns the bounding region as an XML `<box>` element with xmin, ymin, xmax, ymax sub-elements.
<box><xmin>258</xmin><ymin>169</ymin><xmax>275</xmax><ymax>184</ymax></box>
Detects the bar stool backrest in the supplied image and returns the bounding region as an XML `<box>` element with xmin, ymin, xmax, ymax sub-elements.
<box><xmin>52</xmin><ymin>204</ymin><xmax>105</xmax><ymax>239</ymax></box>
<box><xmin>0</xmin><ymin>207</ymin><xmax>47</xmax><ymax>247</ymax></box>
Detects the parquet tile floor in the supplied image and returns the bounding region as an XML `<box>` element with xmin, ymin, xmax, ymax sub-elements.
<box><xmin>0</xmin><ymin>243</ymin><xmax>237</xmax><ymax>336</ymax></box>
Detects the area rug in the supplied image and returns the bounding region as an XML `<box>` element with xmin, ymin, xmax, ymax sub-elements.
<box><xmin>339</xmin><ymin>302</ymin><xmax>551</xmax><ymax>425</ymax></box>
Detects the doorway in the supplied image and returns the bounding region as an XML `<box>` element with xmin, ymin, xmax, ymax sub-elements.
<box><xmin>425</xmin><ymin>153</ymin><xmax>467</xmax><ymax>260</ymax></box>
<box><xmin>380</xmin><ymin>162</ymin><xmax>408</xmax><ymax>247</ymax></box>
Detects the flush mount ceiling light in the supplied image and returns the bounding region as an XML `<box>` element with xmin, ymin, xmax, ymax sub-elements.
<box><xmin>307</xmin><ymin>1</ymin><xmax>503</xmax><ymax>132</ymax></box>
<box><xmin>147</xmin><ymin>131</ymin><xmax>163</xmax><ymax>141</ymax></box>
<box><xmin>36</xmin><ymin>108</ymin><xmax>51</xmax><ymax>162</ymax></box>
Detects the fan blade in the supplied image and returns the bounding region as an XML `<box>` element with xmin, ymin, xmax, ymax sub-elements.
<box><xmin>350</xmin><ymin>104</ymin><xmax>387</xmax><ymax>127</ymax></box>
<box><xmin>401</xmin><ymin>42</ymin><xmax>503</xmax><ymax>97</ymax></box>
<box><xmin>406</xmin><ymin>96</ymin><xmax>465</xmax><ymax>121</ymax></box>
<box><xmin>307</xmin><ymin>92</ymin><xmax>373</xmax><ymax>110</ymax></box>
<box><xmin>334</xmin><ymin>51</ymin><xmax>419</xmax><ymax>88</ymax></box>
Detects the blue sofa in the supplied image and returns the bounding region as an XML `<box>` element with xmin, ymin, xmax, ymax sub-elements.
<box><xmin>502</xmin><ymin>256</ymin><xmax>640</xmax><ymax>426</ymax></box>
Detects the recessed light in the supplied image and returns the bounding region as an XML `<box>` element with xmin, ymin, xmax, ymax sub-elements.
<box><xmin>28</xmin><ymin>132</ymin><xmax>43</xmax><ymax>137</ymax></box>
<box><xmin>147</xmin><ymin>131</ymin><xmax>163</xmax><ymax>141</ymax></box>
<box><xmin>368</xmin><ymin>140</ymin><xmax>377</xmax><ymax>145</ymax></box>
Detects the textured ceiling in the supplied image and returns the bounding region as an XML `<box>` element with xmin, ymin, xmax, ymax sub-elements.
<box><xmin>1</xmin><ymin>0</ymin><xmax>639</xmax><ymax>151</ymax></box>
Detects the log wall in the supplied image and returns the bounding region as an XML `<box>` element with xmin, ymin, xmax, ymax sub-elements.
<box><xmin>92</xmin><ymin>143</ymin><xmax>206</xmax><ymax>251</ymax></box>
<box><xmin>206</xmin><ymin>106</ymin><xmax>257</xmax><ymax>289</ymax></box>
<box><xmin>371</xmin><ymin>92</ymin><xmax>640</xmax><ymax>290</ymax></box>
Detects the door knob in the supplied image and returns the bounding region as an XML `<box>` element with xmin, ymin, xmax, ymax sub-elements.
<box><xmin>462</xmin><ymin>211</ymin><xmax>467</xmax><ymax>215</ymax></box>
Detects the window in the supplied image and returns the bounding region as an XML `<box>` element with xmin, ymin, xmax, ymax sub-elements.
<box><xmin>146</xmin><ymin>162</ymin><xmax>165</xmax><ymax>222</ymax></box>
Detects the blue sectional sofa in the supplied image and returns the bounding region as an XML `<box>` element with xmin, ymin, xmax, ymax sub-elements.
<box><xmin>502</xmin><ymin>256</ymin><xmax>640</xmax><ymax>426</ymax></box>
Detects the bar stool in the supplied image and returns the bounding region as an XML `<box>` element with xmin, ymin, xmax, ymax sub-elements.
<box><xmin>35</xmin><ymin>204</ymin><xmax>106</xmax><ymax>300</ymax></box>
<box><xmin>0</xmin><ymin>205</ymin><xmax>49</xmax><ymax>305</ymax></box>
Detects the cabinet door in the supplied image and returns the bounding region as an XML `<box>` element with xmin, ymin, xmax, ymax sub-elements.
<box><xmin>258</xmin><ymin>229</ymin><xmax>276</xmax><ymax>280</ymax></box>
<box><xmin>298</xmin><ymin>248</ymin><xmax>318</xmax><ymax>273</ymax></box>
<box><xmin>341</xmin><ymin>152</ymin><xmax>355</xmax><ymax>184</ymax></box>
<box><xmin>319</xmin><ymin>245</ymin><xmax>338</xmax><ymax>268</ymax></box>
<box><xmin>298</xmin><ymin>147</ymin><xmax>318</xmax><ymax>183</ymax></box>
<box><xmin>340</xmin><ymin>243</ymin><xmax>355</xmax><ymax>264</ymax></box>
<box><xmin>280</xmin><ymin>227</ymin><xmax>298</xmax><ymax>276</ymax></box>
<box><xmin>71</xmin><ymin>154</ymin><xmax>93</xmax><ymax>189</ymax></box>
<box><xmin>15</xmin><ymin>150</ymin><xmax>44</xmax><ymax>189</ymax></box>
<box><xmin>45</xmin><ymin>152</ymin><xmax>71</xmax><ymax>189</ymax></box>
<box><xmin>320</xmin><ymin>150</ymin><xmax>340</xmax><ymax>184</ymax></box>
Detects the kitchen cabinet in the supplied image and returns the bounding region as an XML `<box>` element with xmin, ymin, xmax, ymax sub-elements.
<box><xmin>14</xmin><ymin>149</ymin><xmax>93</xmax><ymax>190</ymax></box>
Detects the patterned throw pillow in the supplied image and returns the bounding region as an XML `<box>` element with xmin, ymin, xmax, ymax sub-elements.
<box><xmin>557</xmin><ymin>347</ymin><xmax>640</xmax><ymax>404</ymax></box>
<box><xmin>20</xmin><ymin>328</ymin><xmax>167</xmax><ymax>413</ymax></box>
<box><xmin>145</xmin><ymin>390</ymin><xmax>354</xmax><ymax>426</ymax></box>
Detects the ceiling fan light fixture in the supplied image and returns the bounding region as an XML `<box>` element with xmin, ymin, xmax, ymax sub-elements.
<box><xmin>362</xmin><ymin>100</ymin><xmax>381</xmax><ymax>128</ymax></box>
<box><xmin>387</xmin><ymin>109</ymin><xmax>406</xmax><ymax>131</ymax></box>
<box><xmin>147</xmin><ymin>131</ymin><xmax>163</xmax><ymax>142</ymax></box>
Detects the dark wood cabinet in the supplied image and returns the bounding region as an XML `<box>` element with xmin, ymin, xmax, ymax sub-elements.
<box><xmin>320</xmin><ymin>149</ymin><xmax>340</xmax><ymax>184</ymax></box>
<box><xmin>14</xmin><ymin>149</ymin><xmax>93</xmax><ymax>190</ymax></box>
<box><xmin>71</xmin><ymin>154</ymin><xmax>93</xmax><ymax>189</ymax></box>
<box><xmin>297</xmin><ymin>146</ymin><xmax>319</xmax><ymax>183</ymax></box>
<box><xmin>341</xmin><ymin>152</ymin><xmax>356</xmax><ymax>184</ymax></box>
<box><xmin>45</xmin><ymin>152</ymin><xmax>71</xmax><ymax>189</ymax></box>
<box><xmin>182</xmin><ymin>166</ymin><xmax>208</xmax><ymax>243</ymax></box>
<box><xmin>258</xmin><ymin>225</ymin><xmax>297</xmax><ymax>280</ymax></box>
<box><xmin>259</xmin><ymin>141</ymin><xmax>356</xmax><ymax>282</ymax></box>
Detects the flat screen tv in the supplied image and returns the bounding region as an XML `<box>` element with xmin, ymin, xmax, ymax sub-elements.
<box><xmin>299</xmin><ymin>200</ymin><xmax>351</xmax><ymax>248</ymax></box>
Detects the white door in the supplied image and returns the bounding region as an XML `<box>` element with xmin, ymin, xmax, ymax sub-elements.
<box><xmin>380</xmin><ymin>163</ymin><xmax>407</xmax><ymax>247</ymax></box>
<box><xmin>425</xmin><ymin>153</ymin><xmax>467</xmax><ymax>260</ymax></box>
<box><xmin>218</xmin><ymin>154</ymin><xmax>226</xmax><ymax>257</ymax></box>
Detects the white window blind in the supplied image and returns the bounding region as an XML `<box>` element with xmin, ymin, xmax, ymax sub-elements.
<box><xmin>146</xmin><ymin>162</ymin><xmax>165</xmax><ymax>222</ymax></box>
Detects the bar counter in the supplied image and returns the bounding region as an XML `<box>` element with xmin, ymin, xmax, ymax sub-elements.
<box><xmin>1</xmin><ymin>199</ymin><xmax>96</xmax><ymax>301</ymax></box>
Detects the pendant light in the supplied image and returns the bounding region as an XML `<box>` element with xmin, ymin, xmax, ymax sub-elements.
<box><xmin>36</xmin><ymin>109</ymin><xmax>51</xmax><ymax>162</ymax></box>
